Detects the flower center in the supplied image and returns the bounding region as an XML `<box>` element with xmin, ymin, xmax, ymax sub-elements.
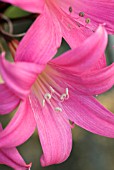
<box><xmin>32</xmin><ymin>66</ymin><xmax>69</xmax><ymax>113</ymax></box>
<box><xmin>31</xmin><ymin>66</ymin><xmax>75</xmax><ymax>129</ymax></box>
<box><xmin>43</xmin><ymin>86</ymin><xmax>69</xmax><ymax>112</ymax></box>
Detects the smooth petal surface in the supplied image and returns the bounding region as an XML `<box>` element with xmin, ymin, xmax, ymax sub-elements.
<box><xmin>56</xmin><ymin>0</ymin><xmax>114</xmax><ymax>34</ymax></box>
<box><xmin>47</xmin><ymin>62</ymin><xmax>114</xmax><ymax>96</ymax></box>
<box><xmin>63</xmin><ymin>92</ymin><xmax>114</xmax><ymax>138</ymax></box>
<box><xmin>29</xmin><ymin>92</ymin><xmax>72</xmax><ymax>166</ymax></box>
<box><xmin>0</xmin><ymin>0</ymin><xmax>45</xmax><ymax>13</ymax></box>
<box><xmin>15</xmin><ymin>6</ymin><xmax>62</xmax><ymax>64</ymax></box>
<box><xmin>0</xmin><ymin>149</ymin><xmax>31</xmax><ymax>170</ymax></box>
<box><xmin>0</xmin><ymin>124</ymin><xmax>31</xmax><ymax>170</ymax></box>
<box><xmin>0</xmin><ymin>99</ymin><xmax>36</xmax><ymax>148</ymax></box>
<box><xmin>0</xmin><ymin>53</ymin><xmax>43</xmax><ymax>99</ymax></box>
<box><xmin>51</xmin><ymin>25</ymin><xmax>107</xmax><ymax>74</ymax></box>
<box><xmin>74</xmin><ymin>63</ymin><xmax>114</xmax><ymax>95</ymax></box>
<box><xmin>0</xmin><ymin>83</ymin><xmax>20</xmax><ymax>115</ymax></box>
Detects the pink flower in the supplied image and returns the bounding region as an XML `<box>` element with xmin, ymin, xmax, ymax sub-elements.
<box><xmin>2</xmin><ymin>0</ymin><xmax>113</xmax><ymax>70</ymax></box>
<box><xmin>1</xmin><ymin>0</ymin><xmax>114</xmax><ymax>48</ymax></box>
<box><xmin>0</xmin><ymin>26</ymin><xmax>114</xmax><ymax>166</ymax></box>
<box><xmin>0</xmin><ymin>123</ymin><xmax>31</xmax><ymax>170</ymax></box>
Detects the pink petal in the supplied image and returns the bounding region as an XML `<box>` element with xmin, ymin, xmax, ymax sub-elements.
<box><xmin>0</xmin><ymin>83</ymin><xmax>20</xmax><ymax>115</ymax></box>
<box><xmin>74</xmin><ymin>63</ymin><xmax>114</xmax><ymax>95</ymax></box>
<box><xmin>42</xmin><ymin>65</ymin><xmax>114</xmax><ymax>138</ymax></box>
<box><xmin>56</xmin><ymin>0</ymin><xmax>114</xmax><ymax>34</ymax></box>
<box><xmin>0</xmin><ymin>124</ymin><xmax>31</xmax><ymax>170</ymax></box>
<box><xmin>90</xmin><ymin>53</ymin><xmax>106</xmax><ymax>71</ymax></box>
<box><xmin>59</xmin><ymin>15</ymin><xmax>106</xmax><ymax>70</ymax></box>
<box><xmin>15</xmin><ymin>6</ymin><xmax>62</xmax><ymax>64</ymax></box>
<box><xmin>63</xmin><ymin>92</ymin><xmax>114</xmax><ymax>138</ymax></box>
<box><xmin>48</xmin><ymin>62</ymin><xmax>114</xmax><ymax>96</ymax></box>
<box><xmin>51</xmin><ymin>25</ymin><xmax>107</xmax><ymax>74</ymax></box>
<box><xmin>1</xmin><ymin>0</ymin><xmax>45</xmax><ymax>13</ymax></box>
<box><xmin>29</xmin><ymin>92</ymin><xmax>72</xmax><ymax>166</ymax></box>
<box><xmin>59</xmin><ymin>10</ymin><xmax>92</xmax><ymax>48</ymax></box>
<box><xmin>0</xmin><ymin>53</ymin><xmax>44</xmax><ymax>99</ymax></box>
<box><xmin>0</xmin><ymin>98</ymin><xmax>36</xmax><ymax>148</ymax></box>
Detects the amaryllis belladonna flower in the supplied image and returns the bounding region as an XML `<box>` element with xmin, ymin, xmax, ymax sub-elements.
<box><xmin>2</xmin><ymin>0</ymin><xmax>113</xmax><ymax>70</ymax></box>
<box><xmin>0</xmin><ymin>123</ymin><xmax>31</xmax><ymax>170</ymax></box>
<box><xmin>1</xmin><ymin>0</ymin><xmax>114</xmax><ymax>48</ymax></box>
<box><xmin>0</xmin><ymin>26</ymin><xmax>114</xmax><ymax>166</ymax></box>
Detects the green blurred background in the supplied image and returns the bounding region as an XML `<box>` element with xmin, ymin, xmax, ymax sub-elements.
<box><xmin>0</xmin><ymin>3</ymin><xmax>114</xmax><ymax>170</ymax></box>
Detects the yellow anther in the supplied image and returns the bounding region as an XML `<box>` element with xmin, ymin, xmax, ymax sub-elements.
<box><xmin>85</xmin><ymin>18</ymin><xmax>91</xmax><ymax>24</ymax></box>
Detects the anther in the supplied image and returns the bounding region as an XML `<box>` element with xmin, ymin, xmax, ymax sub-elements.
<box><xmin>55</xmin><ymin>107</ymin><xmax>62</xmax><ymax>112</ymax></box>
<box><xmin>44</xmin><ymin>93</ymin><xmax>51</xmax><ymax>100</ymax></box>
<box><xmin>66</xmin><ymin>88</ymin><xmax>69</xmax><ymax>96</ymax></box>
<box><xmin>60</xmin><ymin>94</ymin><xmax>67</xmax><ymax>101</ymax></box>
<box><xmin>85</xmin><ymin>18</ymin><xmax>91</xmax><ymax>24</ymax></box>
<box><xmin>79</xmin><ymin>12</ymin><xmax>85</xmax><ymax>17</ymax></box>
<box><xmin>69</xmin><ymin>6</ymin><xmax>72</xmax><ymax>13</ymax></box>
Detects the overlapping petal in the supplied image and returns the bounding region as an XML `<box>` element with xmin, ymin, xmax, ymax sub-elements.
<box><xmin>29</xmin><ymin>92</ymin><xmax>72</xmax><ymax>166</ymax></box>
<box><xmin>0</xmin><ymin>99</ymin><xmax>36</xmax><ymax>148</ymax></box>
<box><xmin>0</xmin><ymin>124</ymin><xmax>31</xmax><ymax>170</ymax></box>
<box><xmin>43</xmin><ymin>64</ymin><xmax>114</xmax><ymax>138</ymax></box>
<box><xmin>0</xmin><ymin>84</ymin><xmax>20</xmax><ymax>115</ymax></box>
<box><xmin>0</xmin><ymin>0</ymin><xmax>45</xmax><ymax>13</ymax></box>
<box><xmin>0</xmin><ymin>53</ymin><xmax>44</xmax><ymax>99</ymax></box>
<box><xmin>47</xmin><ymin>61</ymin><xmax>114</xmax><ymax>97</ymax></box>
<box><xmin>15</xmin><ymin>6</ymin><xmax>62</xmax><ymax>64</ymax></box>
<box><xmin>74</xmin><ymin>63</ymin><xmax>114</xmax><ymax>95</ymax></box>
<box><xmin>63</xmin><ymin>92</ymin><xmax>114</xmax><ymax>138</ymax></box>
<box><xmin>51</xmin><ymin>25</ymin><xmax>107</xmax><ymax>73</ymax></box>
<box><xmin>57</xmin><ymin>8</ymin><xmax>92</xmax><ymax>48</ymax></box>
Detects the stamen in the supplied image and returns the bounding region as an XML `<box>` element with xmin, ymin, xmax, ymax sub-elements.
<box><xmin>79</xmin><ymin>12</ymin><xmax>85</xmax><ymax>17</ymax></box>
<box><xmin>44</xmin><ymin>93</ymin><xmax>51</xmax><ymax>100</ymax></box>
<box><xmin>34</xmin><ymin>68</ymin><xmax>70</xmax><ymax>113</ymax></box>
<box><xmin>55</xmin><ymin>107</ymin><xmax>62</xmax><ymax>112</ymax></box>
<box><xmin>60</xmin><ymin>94</ymin><xmax>67</xmax><ymax>101</ymax></box>
<box><xmin>69</xmin><ymin>6</ymin><xmax>73</xmax><ymax>13</ymax></box>
<box><xmin>85</xmin><ymin>18</ymin><xmax>91</xmax><ymax>24</ymax></box>
<box><xmin>66</xmin><ymin>88</ymin><xmax>69</xmax><ymax>96</ymax></box>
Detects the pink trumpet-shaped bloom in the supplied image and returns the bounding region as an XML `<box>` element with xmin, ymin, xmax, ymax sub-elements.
<box><xmin>2</xmin><ymin>0</ymin><xmax>113</xmax><ymax>71</ymax></box>
<box><xmin>0</xmin><ymin>123</ymin><xmax>31</xmax><ymax>170</ymax></box>
<box><xmin>1</xmin><ymin>0</ymin><xmax>114</xmax><ymax>49</ymax></box>
<box><xmin>0</xmin><ymin>26</ymin><xmax>114</xmax><ymax>166</ymax></box>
